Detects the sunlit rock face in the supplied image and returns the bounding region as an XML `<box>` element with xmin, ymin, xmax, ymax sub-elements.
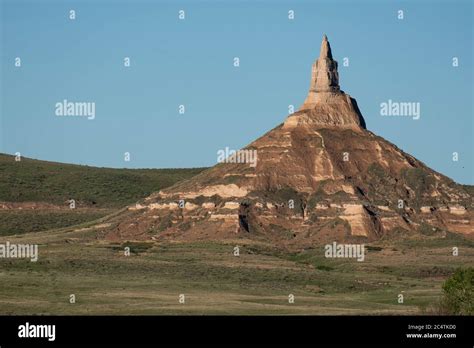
<box><xmin>303</xmin><ymin>34</ymin><xmax>341</xmax><ymax>103</ymax></box>
<box><xmin>293</xmin><ymin>35</ymin><xmax>366</xmax><ymax>130</ymax></box>
<box><xmin>103</xmin><ymin>36</ymin><xmax>472</xmax><ymax>247</ymax></box>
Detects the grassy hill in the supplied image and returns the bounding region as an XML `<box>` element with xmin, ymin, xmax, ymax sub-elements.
<box><xmin>0</xmin><ymin>154</ymin><xmax>206</xmax><ymax>208</ymax></box>
<box><xmin>0</xmin><ymin>153</ymin><xmax>206</xmax><ymax>235</ymax></box>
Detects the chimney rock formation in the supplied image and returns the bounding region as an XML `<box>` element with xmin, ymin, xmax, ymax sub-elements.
<box><xmin>307</xmin><ymin>34</ymin><xmax>340</xmax><ymax>96</ymax></box>
<box><xmin>103</xmin><ymin>35</ymin><xmax>472</xmax><ymax>247</ymax></box>
<box><xmin>289</xmin><ymin>35</ymin><xmax>366</xmax><ymax>130</ymax></box>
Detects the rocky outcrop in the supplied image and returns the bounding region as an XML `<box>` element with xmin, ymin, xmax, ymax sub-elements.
<box><xmin>104</xmin><ymin>35</ymin><xmax>473</xmax><ymax>246</ymax></box>
<box><xmin>292</xmin><ymin>35</ymin><xmax>366</xmax><ymax>130</ymax></box>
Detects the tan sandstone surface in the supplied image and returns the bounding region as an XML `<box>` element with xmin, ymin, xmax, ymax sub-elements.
<box><xmin>102</xmin><ymin>36</ymin><xmax>472</xmax><ymax>247</ymax></box>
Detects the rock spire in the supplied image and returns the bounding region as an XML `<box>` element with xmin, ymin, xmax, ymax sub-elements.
<box><xmin>286</xmin><ymin>35</ymin><xmax>366</xmax><ymax>130</ymax></box>
<box><xmin>302</xmin><ymin>35</ymin><xmax>341</xmax><ymax>108</ymax></box>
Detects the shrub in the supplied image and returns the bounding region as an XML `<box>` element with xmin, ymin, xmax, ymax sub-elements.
<box><xmin>440</xmin><ymin>268</ymin><xmax>473</xmax><ymax>315</ymax></box>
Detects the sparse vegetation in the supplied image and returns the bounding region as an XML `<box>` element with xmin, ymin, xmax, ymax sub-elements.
<box><xmin>121</xmin><ymin>242</ymin><xmax>154</xmax><ymax>254</ymax></box>
<box><xmin>0</xmin><ymin>153</ymin><xmax>206</xmax><ymax>234</ymax></box>
<box><xmin>0</xmin><ymin>210</ymin><xmax>112</xmax><ymax>236</ymax></box>
<box><xmin>0</xmin><ymin>234</ymin><xmax>470</xmax><ymax>314</ymax></box>
<box><xmin>401</xmin><ymin>168</ymin><xmax>436</xmax><ymax>207</ymax></box>
<box><xmin>158</xmin><ymin>214</ymin><xmax>174</xmax><ymax>232</ymax></box>
<box><xmin>0</xmin><ymin>154</ymin><xmax>206</xmax><ymax>208</ymax></box>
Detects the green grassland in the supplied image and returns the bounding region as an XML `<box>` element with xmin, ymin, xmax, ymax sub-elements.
<box><xmin>0</xmin><ymin>209</ymin><xmax>113</xmax><ymax>236</ymax></box>
<box><xmin>0</xmin><ymin>224</ymin><xmax>471</xmax><ymax>315</ymax></box>
<box><xmin>0</xmin><ymin>153</ymin><xmax>471</xmax><ymax>315</ymax></box>
<box><xmin>0</xmin><ymin>153</ymin><xmax>206</xmax><ymax>235</ymax></box>
<box><xmin>0</xmin><ymin>154</ymin><xmax>205</xmax><ymax>207</ymax></box>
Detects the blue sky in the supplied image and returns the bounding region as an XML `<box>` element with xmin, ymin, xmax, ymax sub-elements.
<box><xmin>1</xmin><ymin>0</ymin><xmax>473</xmax><ymax>184</ymax></box>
